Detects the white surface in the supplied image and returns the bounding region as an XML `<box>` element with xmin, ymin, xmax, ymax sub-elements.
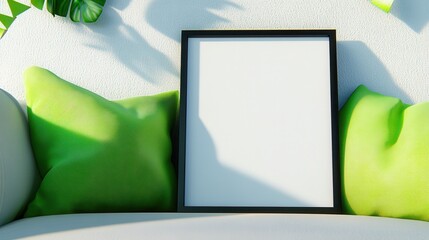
<box><xmin>0</xmin><ymin>213</ymin><xmax>428</xmax><ymax>240</ymax></box>
<box><xmin>0</xmin><ymin>0</ymin><xmax>428</xmax><ymax>107</ymax></box>
<box><xmin>185</xmin><ymin>36</ymin><xmax>334</xmax><ymax>207</ymax></box>
<box><xmin>0</xmin><ymin>90</ymin><xmax>39</xmax><ymax>226</ymax></box>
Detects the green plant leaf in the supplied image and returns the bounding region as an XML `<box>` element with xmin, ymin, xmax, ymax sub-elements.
<box><xmin>0</xmin><ymin>0</ymin><xmax>29</xmax><ymax>39</ymax></box>
<box><xmin>7</xmin><ymin>0</ymin><xmax>31</xmax><ymax>17</ymax></box>
<box><xmin>0</xmin><ymin>0</ymin><xmax>106</xmax><ymax>39</ymax></box>
<box><xmin>371</xmin><ymin>0</ymin><xmax>395</xmax><ymax>13</ymax></box>
<box><xmin>54</xmin><ymin>0</ymin><xmax>72</xmax><ymax>17</ymax></box>
<box><xmin>70</xmin><ymin>0</ymin><xmax>106</xmax><ymax>23</ymax></box>
<box><xmin>0</xmin><ymin>14</ymin><xmax>15</xmax><ymax>29</ymax></box>
<box><xmin>31</xmin><ymin>0</ymin><xmax>45</xmax><ymax>10</ymax></box>
<box><xmin>0</xmin><ymin>28</ymin><xmax>6</xmax><ymax>38</ymax></box>
<box><xmin>46</xmin><ymin>0</ymin><xmax>54</xmax><ymax>16</ymax></box>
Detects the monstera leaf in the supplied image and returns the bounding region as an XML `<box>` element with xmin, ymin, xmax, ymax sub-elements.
<box><xmin>0</xmin><ymin>0</ymin><xmax>106</xmax><ymax>38</ymax></box>
<box><xmin>37</xmin><ymin>0</ymin><xmax>106</xmax><ymax>22</ymax></box>
<box><xmin>70</xmin><ymin>0</ymin><xmax>106</xmax><ymax>23</ymax></box>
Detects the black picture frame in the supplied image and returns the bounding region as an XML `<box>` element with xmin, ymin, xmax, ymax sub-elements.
<box><xmin>178</xmin><ymin>29</ymin><xmax>340</xmax><ymax>213</ymax></box>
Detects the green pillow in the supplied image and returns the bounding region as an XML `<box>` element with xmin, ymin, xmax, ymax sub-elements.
<box><xmin>340</xmin><ymin>85</ymin><xmax>429</xmax><ymax>221</ymax></box>
<box><xmin>23</xmin><ymin>66</ymin><xmax>178</xmax><ymax>217</ymax></box>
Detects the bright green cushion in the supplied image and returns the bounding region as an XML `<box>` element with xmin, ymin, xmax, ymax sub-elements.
<box><xmin>23</xmin><ymin>66</ymin><xmax>178</xmax><ymax>217</ymax></box>
<box><xmin>340</xmin><ymin>85</ymin><xmax>429</xmax><ymax>221</ymax></box>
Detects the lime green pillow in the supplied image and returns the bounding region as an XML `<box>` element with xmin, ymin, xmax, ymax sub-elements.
<box><xmin>340</xmin><ymin>85</ymin><xmax>429</xmax><ymax>221</ymax></box>
<box><xmin>23</xmin><ymin>66</ymin><xmax>178</xmax><ymax>217</ymax></box>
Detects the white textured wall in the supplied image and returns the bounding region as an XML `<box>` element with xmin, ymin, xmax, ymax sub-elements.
<box><xmin>0</xmin><ymin>0</ymin><xmax>428</xmax><ymax>107</ymax></box>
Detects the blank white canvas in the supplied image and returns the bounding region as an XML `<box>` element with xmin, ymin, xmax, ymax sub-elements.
<box><xmin>185</xmin><ymin>37</ymin><xmax>334</xmax><ymax>207</ymax></box>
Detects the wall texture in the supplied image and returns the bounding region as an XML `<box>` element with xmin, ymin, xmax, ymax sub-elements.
<box><xmin>0</xmin><ymin>0</ymin><xmax>428</xmax><ymax>107</ymax></box>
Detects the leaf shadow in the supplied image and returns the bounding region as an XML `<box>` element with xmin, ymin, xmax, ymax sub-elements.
<box><xmin>82</xmin><ymin>0</ymin><xmax>178</xmax><ymax>83</ymax></box>
<box><xmin>391</xmin><ymin>0</ymin><xmax>429</xmax><ymax>32</ymax></box>
<box><xmin>337</xmin><ymin>41</ymin><xmax>412</xmax><ymax>107</ymax></box>
<box><xmin>184</xmin><ymin>119</ymin><xmax>312</xmax><ymax>208</ymax></box>
<box><xmin>145</xmin><ymin>0</ymin><xmax>243</xmax><ymax>42</ymax></box>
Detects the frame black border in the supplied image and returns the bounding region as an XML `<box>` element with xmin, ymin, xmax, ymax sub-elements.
<box><xmin>178</xmin><ymin>29</ymin><xmax>341</xmax><ymax>214</ymax></box>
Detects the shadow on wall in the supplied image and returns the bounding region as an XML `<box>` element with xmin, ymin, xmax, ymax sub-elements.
<box><xmin>391</xmin><ymin>0</ymin><xmax>429</xmax><ymax>32</ymax></box>
<box><xmin>337</xmin><ymin>41</ymin><xmax>412</xmax><ymax>108</ymax></box>
<box><xmin>83</xmin><ymin>0</ymin><xmax>178</xmax><ymax>83</ymax></box>
<box><xmin>145</xmin><ymin>0</ymin><xmax>243</xmax><ymax>42</ymax></box>
<box><xmin>184</xmin><ymin>118</ymin><xmax>308</xmax><ymax>207</ymax></box>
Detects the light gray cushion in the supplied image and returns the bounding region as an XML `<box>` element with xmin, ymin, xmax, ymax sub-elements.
<box><xmin>0</xmin><ymin>89</ymin><xmax>39</xmax><ymax>226</ymax></box>
<box><xmin>0</xmin><ymin>213</ymin><xmax>428</xmax><ymax>239</ymax></box>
